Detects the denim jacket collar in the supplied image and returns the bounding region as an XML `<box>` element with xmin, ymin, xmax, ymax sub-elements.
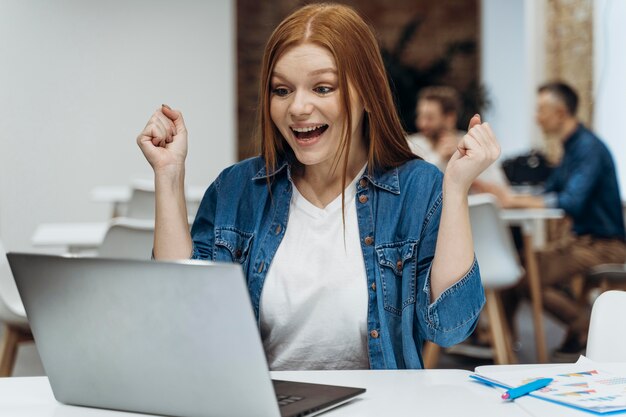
<box><xmin>251</xmin><ymin>159</ymin><xmax>291</xmax><ymax>181</ymax></box>
<box><xmin>363</xmin><ymin>167</ymin><xmax>400</xmax><ymax>195</ymax></box>
<box><xmin>251</xmin><ymin>157</ymin><xmax>400</xmax><ymax>195</ymax></box>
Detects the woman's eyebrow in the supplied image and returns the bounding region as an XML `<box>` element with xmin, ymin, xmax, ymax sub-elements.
<box><xmin>308</xmin><ymin>67</ymin><xmax>337</xmax><ymax>76</ymax></box>
<box><xmin>271</xmin><ymin>68</ymin><xmax>337</xmax><ymax>79</ymax></box>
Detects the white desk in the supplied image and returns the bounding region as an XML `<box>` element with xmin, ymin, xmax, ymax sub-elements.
<box><xmin>0</xmin><ymin>370</ymin><xmax>534</xmax><ymax>417</ymax></box>
<box><xmin>475</xmin><ymin>361</ymin><xmax>626</xmax><ymax>417</ymax></box>
<box><xmin>31</xmin><ymin>218</ymin><xmax>193</xmax><ymax>254</ymax></box>
<box><xmin>91</xmin><ymin>185</ymin><xmax>206</xmax><ymax>218</ymax></box>
<box><xmin>500</xmin><ymin>208</ymin><xmax>564</xmax><ymax>247</ymax></box>
<box><xmin>90</xmin><ymin>185</ymin><xmax>206</xmax><ymax>204</ymax></box>
<box><xmin>501</xmin><ymin>208</ymin><xmax>565</xmax><ymax>364</ymax></box>
<box><xmin>31</xmin><ymin>223</ymin><xmax>108</xmax><ymax>253</ymax></box>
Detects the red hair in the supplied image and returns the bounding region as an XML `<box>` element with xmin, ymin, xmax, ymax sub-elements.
<box><xmin>257</xmin><ymin>3</ymin><xmax>417</xmax><ymax>182</ymax></box>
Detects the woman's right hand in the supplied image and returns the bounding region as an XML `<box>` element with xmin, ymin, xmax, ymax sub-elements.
<box><xmin>137</xmin><ymin>104</ymin><xmax>188</xmax><ymax>173</ymax></box>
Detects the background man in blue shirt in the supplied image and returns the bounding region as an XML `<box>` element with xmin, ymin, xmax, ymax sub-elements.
<box><xmin>477</xmin><ymin>82</ymin><xmax>626</xmax><ymax>359</ymax></box>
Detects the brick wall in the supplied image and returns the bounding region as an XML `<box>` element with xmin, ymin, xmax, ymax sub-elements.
<box><xmin>236</xmin><ymin>0</ymin><xmax>479</xmax><ymax>160</ymax></box>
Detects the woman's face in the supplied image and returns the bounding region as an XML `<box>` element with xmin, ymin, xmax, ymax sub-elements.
<box><xmin>269</xmin><ymin>43</ymin><xmax>365</xmax><ymax>171</ymax></box>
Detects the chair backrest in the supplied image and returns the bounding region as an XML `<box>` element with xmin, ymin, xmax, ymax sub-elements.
<box><xmin>98</xmin><ymin>218</ymin><xmax>155</xmax><ymax>260</ymax></box>
<box><xmin>0</xmin><ymin>237</ymin><xmax>28</xmax><ymax>326</ymax></box>
<box><xmin>126</xmin><ymin>179</ymin><xmax>156</xmax><ymax>219</ymax></box>
<box><xmin>586</xmin><ymin>290</ymin><xmax>626</xmax><ymax>362</ymax></box>
<box><xmin>468</xmin><ymin>193</ymin><xmax>524</xmax><ymax>289</ymax></box>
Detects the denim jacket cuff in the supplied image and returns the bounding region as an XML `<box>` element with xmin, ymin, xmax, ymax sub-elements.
<box><xmin>190</xmin><ymin>244</ymin><xmax>202</xmax><ymax>260</ymax></box>
<box><xmin>422</xmin><ymin>258</ymin><xmax>485</xmax><ymax>346</ymax></box>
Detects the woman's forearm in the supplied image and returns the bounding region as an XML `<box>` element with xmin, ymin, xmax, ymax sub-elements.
<box><xmin>429</xmin><ymin>183</ymin><xmax>474</xmax><ymax>302</ymax></box>
<box><xmin>153</xmin><ymin>167</ymin><xmax>193</xmax><ymax>260</ymax></box>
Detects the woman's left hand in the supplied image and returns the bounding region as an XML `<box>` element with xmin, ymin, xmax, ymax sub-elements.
<box><xmin>443</xmin><ymin>114</ymin><xmax>501</xmax><ymax>193</ymax></box>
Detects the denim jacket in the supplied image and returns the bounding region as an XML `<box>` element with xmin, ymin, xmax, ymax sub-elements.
<box><xmin>191</xmin><ymin>156</ymin><xmax>485</xmax><ymax>369</ymax></box>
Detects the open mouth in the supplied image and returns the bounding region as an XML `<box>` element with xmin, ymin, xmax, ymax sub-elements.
<box><xmin>290</xmin><ymin>124</ymin><xmax>329</xmax><ymax>141</ymax></box>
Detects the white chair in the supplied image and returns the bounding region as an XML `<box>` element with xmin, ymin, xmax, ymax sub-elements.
<box><xmin>469</xmin><ymin>193</ymin><xmax>525</xmax><ymax>364</ymax></box>
<box><xmin>0</xmin><ymin>238</ymin><xmax>32</xmax><ymax>377</ymax></box>
<box><xmin>126</xmin><ymin>179</ymin><xmax>156</xmax><ymax>219</ymax></box>
<box><xmin>423</xmin><ymin>194</ymin><xmax>524</xmax><ymax>367</ymax></box>
<box><xmin>125</xmin><ymin>179</ymin><xmax>198</xmax><ymax>221</ymax></box>
<box><xmin>98</xmin><ymin>218</ymin><xmax>155</xmax><ymax>260</ymax></box>
<box><xmin>586</xmin><ymin>290</ymin><xmax>626</xmax><ymax>362</ymax></box>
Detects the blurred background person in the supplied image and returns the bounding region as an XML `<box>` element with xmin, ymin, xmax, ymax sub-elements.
<box><xmin>407</xmin><ymin>86</ymin><xmax>461</xmax><ymax>171</ymax></box>
<box><xmin>478</xmin><ymin>81</ymin><xmax>626</xmax><ymax>360</ymax></box>
<box><xmin>408</xmin><ymin>86</ymin><xmax>508</xmax><ymax>187</ymax></box>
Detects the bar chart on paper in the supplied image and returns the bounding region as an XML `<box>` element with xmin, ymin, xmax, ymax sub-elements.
<box><xmin>472</xmin><ymin>357</ymin><xmax>626</xmax><ymax>414</ymax></box>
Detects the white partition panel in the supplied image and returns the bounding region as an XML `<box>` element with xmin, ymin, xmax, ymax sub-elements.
<box><xmin>481</xmin><ymin>0</ymin><xmax>546</xmax><ymax>159</ymax></box>
<box><xmin>0</xmin><ymin>0</ymin><xmax>235</xmax><ymax>251</ymax></box>
<box><xmin>594</xmin><ymin>0</ymin><xmax>626</xmax><ymax>198</ymax></box>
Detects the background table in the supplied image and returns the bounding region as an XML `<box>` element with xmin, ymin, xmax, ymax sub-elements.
<box><xmin>91</xmin><ymin>185</ymin><xmax>206</xmax><ymax>218</ymax></box>
<box><xmin>31</xmin><ymin>223</ymin><xmax>108</xmax><ymax>253</ymax></box>
<box><xmin>501</xmin><ymin>208</ymin><xmax>564</xmax><ymax>363</ymax></box>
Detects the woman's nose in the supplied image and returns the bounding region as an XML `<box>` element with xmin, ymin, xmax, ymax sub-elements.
<box><xmin>289</xmin><ymin>90</ymin><xmax>313</xmax><ymax>117</ymax></box>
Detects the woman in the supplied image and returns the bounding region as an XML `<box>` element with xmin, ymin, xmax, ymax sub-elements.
<box><xmin>137</xmin><ymin>3</ymin><xmax>500</xmax><ymax>370</ymax></box>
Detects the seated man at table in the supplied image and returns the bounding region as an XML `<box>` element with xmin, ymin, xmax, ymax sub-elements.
<box><xmin>476</xmin><ymin>81</ymin><xmax>626</xmax><ymax>359</ymax></box>
<box><xmin>407</xmin><ymin>86</ymin><xmax>508</xmax><ymax>186</ymax></box>
<box><xmin>407</xmin><ymin>86</ymin><xmax>461</xmax><ymax>171</ymax></box>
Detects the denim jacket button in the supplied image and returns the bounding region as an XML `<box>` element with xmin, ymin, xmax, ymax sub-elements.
<box><xmin>370</xmin><ymin>329</ymin><xmax>379</xmax><ymax>339</ymax></box>
<box><xmin>275</xmin><ymin>224</ymin><xmax>282</xmax><ymax>235</ymax></box>
<box><xmin>364</xmin><ymin>236</ymin><xmax>374</xmax><ymax>246</ymax></box>
<box><xmin>396</xmin><ymin>260</ymin><xmax>403</xmax><ymax>271</ymax></box>
<box><xmin>235</xmin><ymin>249</ymin><xmax>242</xmax><ymax>258</ymax></box>
<box><xmin>358</xmin><ymin>195</ymin><xmax>368</xmax><ymax>204</ymax></box>
<box><xmin>359</xmin><ymin>178</ymin><xmax>368</xmax><ymax>188</ymax></box>
<box><xmin>370</xmin><ymin>282</ymin><xmax>376</xmax><ymax>291</ymax></box>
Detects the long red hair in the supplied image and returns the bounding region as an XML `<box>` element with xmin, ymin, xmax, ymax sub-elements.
<box><xmin>257</xmin><ymin>3</ymin><xmax>417</xmax><ymax>181</ymax></box>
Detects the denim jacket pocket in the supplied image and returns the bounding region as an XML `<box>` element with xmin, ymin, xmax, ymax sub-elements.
<box><xmin>214</xmin><ymin>227</ymin><xmax>254</xmax><ymax>264</ymax></box>
<box><xmin>375</xmin><ymin>240</ymin><xmax>418</xmax><ymax>316</ymax></box>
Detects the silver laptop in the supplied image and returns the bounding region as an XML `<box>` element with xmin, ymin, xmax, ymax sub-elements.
<box><xmin>7</xmin><ymin>253</ymin><xmax>365</xmax><ymax>417</ymax></box>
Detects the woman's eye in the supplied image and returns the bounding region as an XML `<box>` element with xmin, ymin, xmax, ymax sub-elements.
<box><xmin>272</xmin><ymin>87</ymin><xmax>290</xmax><ymax>97</ymax></box>
<box><xmin>314</xmin><ymin>86</ymin><xmax>334</xmax><ymax>95</ymax></box>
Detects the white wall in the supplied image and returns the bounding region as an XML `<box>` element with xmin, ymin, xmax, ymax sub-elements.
<box><xmin>593</xmin><ymin>0</ymin><xmax>626</xmax><ymax>198</ymax></box>
<box><xmin>0</xmin><ymin>0</ymin><xmax>235</xmax><ymax>251</ymax></box>
<box><xmin>481</xmin><ymin>0</ymin><xmax>545</xmax><ymax>159</ymax></box>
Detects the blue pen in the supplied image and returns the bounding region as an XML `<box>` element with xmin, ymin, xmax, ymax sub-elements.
<box><xmin>501</xmin><ymin>378</ymin><xmax>553</xmax><ymax>400</ymax></box>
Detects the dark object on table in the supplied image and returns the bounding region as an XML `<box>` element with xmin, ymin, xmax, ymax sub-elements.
<box><xmin>502</xmin><ymin>150</ymin><xmax>553</xmax><ymax>186</ymax></box>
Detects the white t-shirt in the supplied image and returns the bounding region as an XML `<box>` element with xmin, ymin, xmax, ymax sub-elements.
<box><xmin>407</xmin><ymin>133</ymin><xmax>445</xmax><ymax>170</ymax></box>
<box><xmin>259</xmin><ymin>167</ymin><xmax>369</xmax><ymax>371</ymax></box>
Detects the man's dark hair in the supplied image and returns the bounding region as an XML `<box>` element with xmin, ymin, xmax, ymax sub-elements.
<box><xmin>418</xmin><ymin>86</ymin><xmax>461</xmax><ymax>116</ymax></box>
<box><xmin>538</xmin><ymin>81</ymin><xmax>579</xmax><ymax>116</ymax></box>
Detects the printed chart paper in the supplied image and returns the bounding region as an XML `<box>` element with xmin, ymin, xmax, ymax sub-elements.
<box><xmin>472</xmin><ymin>357</ymin><xmax>626</xmax><ymax>414</ymax></box>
